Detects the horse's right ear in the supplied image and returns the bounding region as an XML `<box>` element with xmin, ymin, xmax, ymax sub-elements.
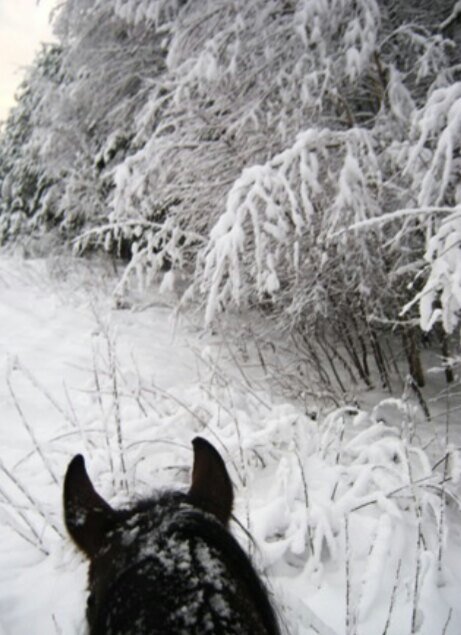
<box><xmin>188</xmin><ymin>437</ymin><xmax>234</xmax><ymax>525</ymax></box>
<box><xmin>63</xmin><ymin>455</ymin><xmax>115</xmax><ymax>558</ymax></box>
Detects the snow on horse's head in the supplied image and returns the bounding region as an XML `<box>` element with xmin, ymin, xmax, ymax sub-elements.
<box><xmin>63</xmin><ymin>437</ymin><xmax>281</xmax><ymax>634</ymax></box>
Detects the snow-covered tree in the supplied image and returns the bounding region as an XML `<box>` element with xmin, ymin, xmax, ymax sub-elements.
<box><xmin>0</xmin><ymin>45</ymin><xmax>63</xmax><ymax>245</ymax></box>
<box><xmin>105</xmin><ymin>0</ymin><xmax>386</xmax><ymax>281</ymax></box>
<box><xmin>0</xmin><ymin>0</ymin><xmax>171</xmax><ymax>248</ymax></box>
<box><xmin>1</xmin><ymin>0</ymin><xmax>460</xmax><ymax>389</ymax></box>
<box><xmin>185</xmin><ymin>0</ymin><xmax>456</xmax><ymax>387</ymax></box>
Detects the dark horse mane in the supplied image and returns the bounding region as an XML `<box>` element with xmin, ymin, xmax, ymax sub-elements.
<box><xmin>63</xmin><ymin>438</ymin><xmax>282</xmax><ymax>634</ymax></box>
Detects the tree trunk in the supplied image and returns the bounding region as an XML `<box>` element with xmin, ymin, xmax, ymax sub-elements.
<box><xmin>402</xmin><ymin>327</ymin><xmax>425</xmax><ymax>387</ymax></box>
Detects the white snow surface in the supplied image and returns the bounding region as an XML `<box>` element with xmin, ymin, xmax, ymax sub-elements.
<box><xmin>0</xmin><ymin>255</ymin><xmax>460</xmax><ymax>635</ymax></box>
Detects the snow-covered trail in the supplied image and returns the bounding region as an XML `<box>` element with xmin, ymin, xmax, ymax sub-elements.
<box><xmin>0</xmin><ymin>257</ymin><xmax>198</xmax><ymax>388</ymax></box>
<box><xmin>0</xmin><ymin>256</ymin><xmax>203</xmax><ymax>633</ymax></box>
<box><xmin>0</xmin><ymin>256</ymin><xmax>198</xmax><ymax>445</ymax></box>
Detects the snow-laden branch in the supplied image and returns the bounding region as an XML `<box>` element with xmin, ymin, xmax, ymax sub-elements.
<box><xmin>329</xmin><ymin>206</ymin><xmax>459</xmax><ymax>238</ymax></box>
<box><xmin>405</xmin><ymin>83</ymin><xmax>461</xmax><ymax>208</ymax></box>
<box><xmin>198</xmin><ymin>127</ymin><xmax>381</xmax><ymax>323</ymax></box>
<box><xmin>402</xmin><ymin>208</ymin><xmax>461</xmax><ymax>333</ymax></box>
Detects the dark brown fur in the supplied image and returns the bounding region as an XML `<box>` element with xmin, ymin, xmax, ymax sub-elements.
<box><xmin>63</xmin><ymin>437</ymin><xmax>281</xmax><ymax>634</ymax></box>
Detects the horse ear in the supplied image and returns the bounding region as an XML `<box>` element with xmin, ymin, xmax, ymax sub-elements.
<box><xmin>63</xmin><ymin>455</ymin><xmax>115</xmax><ymax>558</ymax></box>
<box><xmin>188</xmin><ymin>437</ymin><xmax>234</xmax><ymax>525</ymax></box>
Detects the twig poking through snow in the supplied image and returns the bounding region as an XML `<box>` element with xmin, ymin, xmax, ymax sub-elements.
<box><xmin>0</xmin><ymin>459</ymin><xmax>63</xmax><ymax>539</ymax></box>
<box><xmin>13</xmin><ymin>359</ymin><xmax>77</xmax><ymax>429</ymax></box>
<box><xmin>344</xmin><ymin>514</ymin><xmax>354</xmax><ymax>635</ymax></box>
<box><xmin>0</xmin><ymin>481</ymin><xmax>49</xmax><ymax>555</ymax></box>
<box><xmin>62</xmin><ymin>379</ymin><xmax>92</xmax><ymax>454</ymax></box>
<box><xmin>381</xmin><ymin>559</ymin><xmax>402</xmax><ymax>635</ymax></box>
<box><xmin>442</xmin><ymin>608</ymin><xmax>453</xmax><ymax>635</ymax></box>
<box><xmin>6</xmin><ymin>367</ymin><xmax>58</xmax><ymax>485</ymax></box>
<box><xmin>105</xmin><ymin>332</ymin><xmax>128</xmax><ymax>495</ymax></box>
<box><xmin>92</xmin><ymin>342</ymin><xmax>115</xmax><ymax>490</ymax></box>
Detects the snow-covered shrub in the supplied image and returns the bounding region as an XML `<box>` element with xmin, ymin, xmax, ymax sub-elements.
<box><xmin>398</xmin><ymin>83</ymin><xmax>461</xmax><ymax>335</ymax></box>
<box><xmin>405</xmin><ymin>83</ymin><xmax>461</xmax><ymax>209</ymax></box>
<box><xmin>197</xmin><ymin>127</ymin><xmax>382</xmax><ymax>325</ymax></box>
<box><xmin>404</xmin><ymin>209</ymin><xmax>461</xmax><ymax>334</ymax></box>
<box><xmin>194</xmin><ymin>119</ymin><xmax>428</xmax><ymax>390</ymax></box>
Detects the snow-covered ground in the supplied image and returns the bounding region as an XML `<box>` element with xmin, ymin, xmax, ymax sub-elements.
<box><xmin>0</xmin><ymin>255</ymin><xmax>460</xmax><ymax>634</ymax></box>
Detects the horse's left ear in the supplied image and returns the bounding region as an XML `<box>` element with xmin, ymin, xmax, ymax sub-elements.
<box><xmin>63</xmin><ymin>455</ymin><xmax>116</xmax><ymax>558</ymax></box>
<box><xmin>188</xmin><ymin>437</ymin><xmax>234</xmax><ymax>525</ymax></box>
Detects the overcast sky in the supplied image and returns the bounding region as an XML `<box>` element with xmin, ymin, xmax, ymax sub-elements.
<box><xmin>0</xmin><ymin>0</ymin><xmax>57</xmax><ymax>122</ymax></box>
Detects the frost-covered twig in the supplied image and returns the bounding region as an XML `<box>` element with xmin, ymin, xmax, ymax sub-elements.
<box><xmin>193</xmin><ymin>382</ymin><xmax>248</xmax><ymax>485</ymax></box>
<box><xmin>0</xmin><ymin>483</ymin><xmax>49</xmax><ymax>555</ymax></box>
<box><xmin>6</xmin><ymin>369</ymin><xmax>58</xmax><ymax>485</ymax></box>
<box><xmin>344</xmin><ymin>514</ymin><xmax>354</xmax><ymax>635</ymax></box>
<box><xmin>62</xmin><ymin>379</ymin><xmax>92</xmax><ymax>453</ymax></box>
<box><xmin>437</xmin><ymin>453</ymin><xmax>449</xmax><ymax>577</ymax></box>
<box><xmin>105</xmin><ymin>331</ymin><xmax>128</xmax><ymax>494</ymax></box>
<box><xmin>403</xmin><ymin>440</ymin><xmax>424</xmax><ymax>634</ymax></box>
<box><xmin>12</xmin><ymin>359</ymin><xmax>77</xmax><ymax>429</ymax></box>
<box><xmin>381</xmin><ymin>559</ymin><xmax>402</xmax><ymax>635</ymax></box>
<box><xmin>193</xmin><ymin>342</ymin><xmax>271</xmax><ymax>411</ymax></box>
<box><xmin>92</xmin><ymin>342</ymin><xmax>115</xmax><ymax>490</ymax></box>
<box><xmin>142</xmin><ymin>383</ymin><xmax>209</xmax><ymax>429</ymax></box>
<box><xmin>329</xmin><ymin>206</ymin><xmax>458</xmax><ymax>238</ymax></box>
<box><xmin>295</xmin><ymin>449</ymin><xmax>314</xmax><ymax>556</ymax></box>
<box><xmin>0</xmin><ymin>459</ymin><xmax>63</xmax><ymax>539</ymax></box>
<box><xmin>225</xmin><ymin>384</ymin><xmax>248</xmax><ymax>489</ymax></box>
<box><xmin>52</xmin><ymin>614</ymin><xmax>63</xmax><ymax>635</ymax></box>
<box><xmin>441</xmin><ymin>608</ymin><xmax>453</xmax><ymax>635</ymax></box>
<box><xmin>124</xmin><ymin>353</ymin><xmax>150</xmax><ymax>418</ymax></box>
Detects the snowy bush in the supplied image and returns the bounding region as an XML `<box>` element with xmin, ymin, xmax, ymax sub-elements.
<box><xmin>398</xmin><ymin>82</ymin><xmax>461</xmax><ymax>335</ymax></box>
<box><xmin>197</xmin><ymin>127</ymin><xmax>382</xmax><ymax>325</ymax></box>
<box><xmin>404</xmin><ymin>208</ymin><xmax>461</xmax><ymax>334</ymax></box>
<box><xmin>405</xmin><ymin>83</ymin><xmax>461</xmax><ymax>209</ymax></box>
